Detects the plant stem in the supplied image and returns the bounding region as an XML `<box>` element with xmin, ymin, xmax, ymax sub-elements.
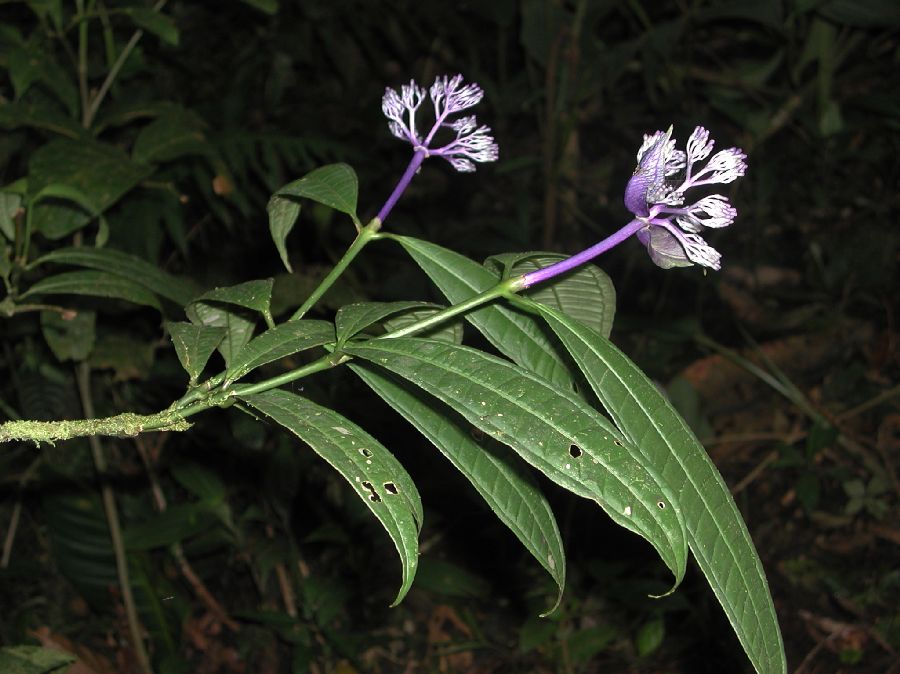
<box><xmin>289</xmin><ymin>218</ymin><xmax>382</xmax><ymax>321</ymax></box>
<box><xmin>377</xmin><ymin>149</ymin><xmax>427</xmax><ymax>224</ymax></box>
<box><xmin>514</xmin><ymin>217</ymin><xmax>644</xmax><ymax>290</ymax></box>
<box><xmin>76</xmin><ymin>362</ymin><xmax>153</xmax><ymax>674</ymax></box>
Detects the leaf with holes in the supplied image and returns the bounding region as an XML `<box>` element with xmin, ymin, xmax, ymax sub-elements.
<box><xmin>166</xmin><ymin>321</ymin><xmax>226</xmax><ymax>384</ymax></box>
<box><xmin>528</xmin><ymin>299</ymin><xmax>786</xmax><ymax>674</ymax></box>
<box><xmin>390</xmin><ymin>235</ymin><xmax>576</xmax><ymax>391</ymax></box>
<box><xmin>351</xmin><ymin>361</ymin><xmax>566</xmax><ymax>613</ymax></box>
<box><xmin>224</xmin><ymin>320</ymin><xmax>334</xmax><ymax>384</ymax></box>
<box><xmin>335</xmin><ymin>301</ymin><xmax>434</xmax><ymax>346</ymax></box>
<box><xmin>31</xmin><ymin>247</ymin><xmax>198</xmax><ymax>306</ymax></box>
<box><xmin>241</xmin><ymin>390</ymin><xmax>422</xmax><ymax>605</ymax></box>
<box><xmin>344</xmin><ymin>337</ymin><xmax>687</xmax><ymax>589</ymax></box>
<box><xmin>22</xmin><ymin>270</ymin><xmax>161</xmax><ymax>309</ymax></box>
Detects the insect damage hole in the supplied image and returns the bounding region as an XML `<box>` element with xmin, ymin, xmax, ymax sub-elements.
<box><xmin>568</xmin><ymin>444</ymin><xmax>582</xmax><ymax>459</ymax></box>
<box><xmin>358</xmin><ymin>448</ymin><xmax>372</xmax><ymax>458</ymax></box>
<box><xmin>656</xmin><ymin>500</ymin><xmax>666</xmax><ymax>510</ymax></box>
<box><xmin>383</xmin><ymin>482</ymin><xmax>399</xmax><ymax>495</ymax></box>
<box><xmin>361</xmin><ymin>481</ymin><xmax>381</xmax><ymax>503</ymax></box>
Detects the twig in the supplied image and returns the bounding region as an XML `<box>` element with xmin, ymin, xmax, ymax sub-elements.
<box><xmin>76</xmin><ymin>362</ymin><xmax>153</xmax><ymax>674</ymax></box>
<box><xmin>1</xmin><ymin>457</ymin><xmax>42</xmax><ymax>568</ymax></box>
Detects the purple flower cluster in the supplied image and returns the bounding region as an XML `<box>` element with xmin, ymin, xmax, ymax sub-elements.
<box><xmin>625</xmin><ymin>126</ymin><xmax>747</xmax><ymax>270</ymax></box>
<box><xmin>382</xmin><ymin>74</ymin><xmax>498</xmax><ymax>173</ymax></box>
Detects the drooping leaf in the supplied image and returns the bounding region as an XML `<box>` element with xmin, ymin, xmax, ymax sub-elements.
<box><xmin>41</xmin><ymin>309</ymin><xmax>95</xmax><ymax>361</ymax></box>
<box><xmin>22</xmin><ymin>270</ymin><xmax>161</xmax><ymax>309</ymax></box>
<box><xmin>267</xmin><ymin>194</ymin><xmax>300</xmax><ymax>272</ymax></box>
<box><xmin>241</xmin><ymin>390</ymin><xmax>422</xmax><ymax>605</ymax></box>
<box><xmin>274</xmin><ymin>163</ymin><xmax>359</xmax><ymax>220</ymax></box>
<box><xmin>486</xmin><ymin>253</ymin><xmax>616</xmax><ymax>339</ymax></box>
<box><xmin>132</xmin><ymin>107</ymin><xmax>209</xmax><ymax>164</ymax></box>
<box><xmin>224</xmin><ymin>319</ymin><xmax>334</xmax><ymax>384</ymax></box>
<box><xmin>344</xmin><ymin>337</ymin><xmax>688</xmax><ymax>589</ymax></box>
<box><xmin>121</xmin><ymin>8</ymin><xmax>180</xmax><ymax>45</ymax></box>
<box><xmin>382</xmin><ymin>306</ymin><xmax>464</xmax><ymax>345</ymax></box>
<box><xmin>186</xmin><ymin>302</ymin><xmax>256</xmax><ymax>369</ymax></box>
<box><xmin>193</xmin><ymin>279</ymin><xmax>275</xmax><ymax>326</ymax></box>
<box><xmin>166</xmin><ymin>321</ymin><xmax>227</xmax><ymax>384</ymax></box>
<box><xmin>335</xmin><ymin>301</ymin><xmax>434</xmax><ymax>346</ymax></box>
<box><xmin>31</xmin><ymin>247</ymin><xmax>197</xmax><ymax>306</ymax></box>
<box><xmin>351</xmin><ymin>361</ymin><xmax>566</xmax><ymax>613</ymax></box>
<box><xmin>389</xmin><ymin>235</ymin><xmax>577</xmax><ymax>391</ymax></box>
<box><xmin>528</xmin><ymin>299</ymin><xmax>786</xmax><ymax>674</ymax></box>
<box><xmin>27</xmin><ymin>138</ymin><xmax>153</xmax><ymax>239</ymax></box>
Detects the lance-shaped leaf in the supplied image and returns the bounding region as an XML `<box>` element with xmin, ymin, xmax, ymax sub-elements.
<box><xmin>241</xmin><ymin>390</ymin><xmax>422</xmax><ymax>605</ymax></box>
<box><xmin>225</xmin><ymin>320</ymin><xmax>334</xmax><ymax>385</ymax></box>
<box><xmin>22</xmin><ymin>270</ymin><xmax>161</xmax><ymax>310</ymax></box>
<box><xmin>389</xmin><ymin>235</ymin><xmax>576</xmax><ymax>391</ymax></box>
<box><xmin>527</xmin><ymin>299</ymin><xmax>786</xmax><ymax>674</ymax></box>
<box><xmin>268</xmin><ymin>164</ymin><xmax>360</xmax><ymax>271</ymax></box>
<box><xmin>335</xmin><ymin>301</ymin><xmax>434</xmax><ymax>346</ymax></box>
<box><xmin>351</xmin><ymin>361</ymin><xmax>566</xmax><ymax>614</ymax></box>
<box><xmin>193</xmin><ymin>279</ymin><xmax>275</xmax><ymax>327</ymax></box>
<box><xmin>31</xmin><ymin>247</ymin><xmax>197</xmax><ymax>306</ymax></box>
<box><xmin>344</xmin><ymin>338</ymin><xmax>688</xmax><ymax>589</ymax></box>
<box><xmin>166</xmin><ymin>321</ymin><xmax>227</xmax><ymax>385</ymax></box>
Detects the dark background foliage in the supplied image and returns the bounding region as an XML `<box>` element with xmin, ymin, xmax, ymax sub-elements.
<box><xmin>1</xmin><ymin>1</ymin><xmax>898</xmax><ymax>672</ymax></box>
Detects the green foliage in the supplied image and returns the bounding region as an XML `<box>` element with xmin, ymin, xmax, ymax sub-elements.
<box><xmin>4</xmin><ymin>0</ymin><xmax>896</xmax><ymax>671</ymax></box>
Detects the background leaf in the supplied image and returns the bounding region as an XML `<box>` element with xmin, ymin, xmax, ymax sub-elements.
<box><xmin>22</xmin><ymin>270</ymin><xmax>161</xmax><ymax>309</ymax></box>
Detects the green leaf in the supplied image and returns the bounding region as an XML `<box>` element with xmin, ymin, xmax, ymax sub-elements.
<box><xmin>351</xmin><ymin>361</ymin><xmax>566</xmax><ymax>613</ymax></box>
<box><xmin>41</xmin><ymin>309</ymin><xmax>95</xmax><ymax>361</ymax></box>
<box><xmin>487</xmin><ymin>253</ymin><xmax>616</xmax><ymax>339</ymax></box>
<box><xmin>335</xmin><ymin>301</ymin><xmax>434</xmax><ymax>346</ymax></box>
<box><xmin>29</xmin><ymin>182</ymin><xmax>99</xmax><ymax>216</ymax></box>
<box><xmin>382</xmin><ymin>305</ymin><xmax>464</xmax><ymax>345</ymax></box>
<box><xmin>22</xmin><ymin>270</ymin><xmax>161</xmax><ymax>309</ymax></box>
<box><xmin>344</xmin><ymin>338</ymin><xmax>688</xmax><ymax>589</ymax></box>
<box><xmin>0</xmin><ymin>646</ymin><xmax>75</xmax><ymax>674</ymax></box>
<box><xmin>186</xmin><ymin>302</ymin><xmax>256</xmax><ymax>369</ymax></box>
<box><xmin>0</xmin><ymin>98</ymin><xmax>84</xmax><ymax>138</ymax></box>
<box><xmin>171</xmin><ymin>462</ymin><xmax>226</xmax><ymax>503</ymax></box>
<box><xmin>391</xmin><ymin>235</ymin><xmax>577</xmax><ymax>391</ymax></box>
<box><xmin>124</xmin><ymin>503</ymin><xmax>221</xmax><ymax>550</ymax></box>
<box><xmin>193</xmin><ymin>279</ymin><xmax>275</xmax><ymax>326</ymax></box>
<box><xmin>132</xmin><ymin>107</ymin><xmax>209</xmax><ymax>164</ymax></box>
<box><xmin>267</xmin><ymin>193</ymin><xmax>300</xmax><ymax>272</ymax></box>
<box><xmin>240</xmin><ymin>390</ymin><xmax>422</xmax><ymax>605</ymax></box>
<box><xmin>27</xmin><ymin>138</ymin><xmax>153</xmax><ymax>239</ymax></box>
<box><xmin>240</xmin><ymin>0</ymin><xmax>279</xmax><ymax>13</ymax></box>
<box><xmin>0</xmin><ymin>190</ymin><xmax>22</xmax><ymax>240</ymax></box>
<box><xmin>225</xmin><ymin>319</ymin><xmax>334</xmax><ymax>384</ymax></box>
<box><xmin>122</xmin><ymin>8</ymin><xmax>180</xmax><ymax>45</ymax></box>
<box><xmin>166</xmin><ymin>321</ymin><xmax>226</xmax><ymax>384</ymax></box>
<box><xmin>31</xmin><ymin>247</ymin><xmax>197</xmax><ymax>306</ymax></box>
<box><xmin>528</xmin><ymin>300</ymin><xmax>786</xmax><ymax>674</ymax></box>
<box><xmin>275</xmin><ymin>163</ymin><xmax>359</xmax><ymax>220</ymax></box>
<box><xmin>635</xmin><ymin>617</ymin><xmax>665</xmax><ymax>657</ymax></box>
<box><xmin>8</xmin><ymin>45</ymin><xmax>78</xmax><ymax>115</ymax></box>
